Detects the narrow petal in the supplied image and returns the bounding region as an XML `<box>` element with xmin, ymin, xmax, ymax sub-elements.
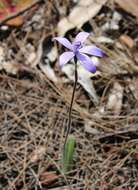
<box><xmin>79</xmin><ymin>45</ymin><xmax>103</xmax><ymax>57</ymax></box>
<box><xmin>59</xmin><ymin>51</ymin><xmax>74</xmax><ymax>66</ymax></box>
<box><xmin>53</xmin><ymin>37</ymin><xmax>73</xmax><ymax>50</ymax></box>
<box><xmin>76</xmin><ymin>52</ymin><xmax>96</xmax><ymax>73</ymax></box>
<box><xmin>74</xmin><ymin>32</ymin><xmax>89</xmax><ymax>43</ymax></box>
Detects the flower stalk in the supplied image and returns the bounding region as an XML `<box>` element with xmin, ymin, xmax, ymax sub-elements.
<box><xmin>64</xmin><ymin>56</ymin><xmax>78</xmax><ymax>147</ymax></box>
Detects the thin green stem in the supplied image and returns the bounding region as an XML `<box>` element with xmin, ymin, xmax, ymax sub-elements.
<box><xmin>64</xmin><ymin>56</ymin><xmax>78</xmax><ymax>148</ymax></box>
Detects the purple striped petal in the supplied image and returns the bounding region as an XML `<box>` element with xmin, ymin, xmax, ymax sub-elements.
<box><xmin>76</xmin><ymin>52</ymin><xmax>96</xmax><ymax>73</ymax></box>
<box><xmin>53</xmin><ymin>37</ymin><xmax>73</xmax><ymax>50</ymax></box>
<box><xmin>74</xmin><ymin>32</ymin><xmax>89</xmax><ymax>43</ymax></box>
<box><xmin>79</xmin><ymin>45</ymin><xmax>103</xmax><ymax>57</ymax></box>
<box><xmin>59</xmin><ymin>51</ymin><xmax>74</xmax><ymax>66</ymax></box>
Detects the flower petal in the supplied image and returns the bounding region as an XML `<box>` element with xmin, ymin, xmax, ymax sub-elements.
<box><xmin>53</xmin><ymin>37</ymin><xmax>73</xmax><ymax>50</ymax></box>
<box><xmin>79</xmin><ymin>45</ymin><xmax>104</xmax><ymax>57</ymax></box>
<box><xmin>74</xmin><ymin>32</ymin><xmax>89</xmax><ymax>43</ymax></box>
<box><xmin>76</xmin><ymin>52</ymin><xmax>96</xmax><ymax>73</ymax></box>
<box><xmin>59</xmin><ymin>51</ymin><xmax>74</xmax><ymax>66</ymax></box>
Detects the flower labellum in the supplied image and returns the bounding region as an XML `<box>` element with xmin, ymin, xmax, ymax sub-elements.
<box><xmin>53</xmin><ymin>32</ymin><xmax>104</xmax><ymax>73</ymax></box>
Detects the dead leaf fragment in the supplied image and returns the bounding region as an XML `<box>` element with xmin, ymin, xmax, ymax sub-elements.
<box><xmin>6</xmin><ymin>16</ymin><xmax>24</xmax><ymax>26</ymax></box>
<box><xmin>131</xmin><ymin>152</ymin><xmax>138</xmax><ymax>160</ymax></box>
<box><xmin>115</xmin><ymin>0</ymin><xmax>138</xmax><ymax>18</ymax></box>
<box><xmin>96</xmin><ymin>36</ymin><xmax>114</xmax><ymax>44</ymax></box>
<box><xmin>0</xmin><ymin>45</ymin><xmax>26</xmax><ymax>74</ymax></box>
<box><xmin>57</xmin><ymin>0</ymin><xmax>107</xmax><ymax>35</ymax></box>
<box><xmin>119</xmin><ymin>35</ymin><xmax>135</xmax><ymax>49</ymax></box>
<box><xmin>106</xmin><ymin>82</ymin><xmax>124</xmax><ymax>115</ymax></box>
<box><xmin>47</xmin><ymin>46</ymin><xmax>58</xmax><ymax>62</ymax></box>
<box><xmin>128</xmin><ymin>78</ymin><xmax>138</xmax><ymax>100</ymax></box>
<box><xmin>39</xmin><ymin>62</ymin><xmax>58</xmax><ymax>83</ymax></box>
<box><xmin>133</xmin><ymin>51</ymin><xmax>138</xmax><ymax>63</ymax></box>
<box><xmin>30</xmin><ymin>146</ymin><xmax>46</xmax><ymax>163</ymax></box>
<box><xmin>85</xmin><ymin>120</ymin><xmax>100</xmax><ymax>135</ymax></box>
<box><xmin>40</xmin><ymin>172</ymin><xmax>58</xmax><ymax>185</ymax></box>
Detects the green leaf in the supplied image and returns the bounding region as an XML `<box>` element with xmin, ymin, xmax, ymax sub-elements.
<box><xmin>62</xmin><ymin>135</ymin><xmax>76</xmax><ymax>174</ymax></box>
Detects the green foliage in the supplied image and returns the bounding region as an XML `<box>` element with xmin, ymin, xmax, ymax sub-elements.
<box><xmin>62</xmin><ymin>135</ymin><xmax>76</xmax><ymax>174</ymax></box>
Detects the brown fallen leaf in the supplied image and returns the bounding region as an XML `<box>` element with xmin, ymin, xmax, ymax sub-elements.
<box><xmin>40</xmin><ymin>172</ymin><xmax>58</xmax><ymax>185</ymax></box>
<box><xmin>0</xmin><ymin>0</ymin><xmax>40</xmax><ymax>26</ymax></box>
<box><xmin>115</xmin><ymin>0</ymin><xmax>138</xmax><ymax>18</ymax></box>
<box><xmin>119</xmin><ymin>35</ymin><xmax>135</xmax><ymax>49</ymax></box>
